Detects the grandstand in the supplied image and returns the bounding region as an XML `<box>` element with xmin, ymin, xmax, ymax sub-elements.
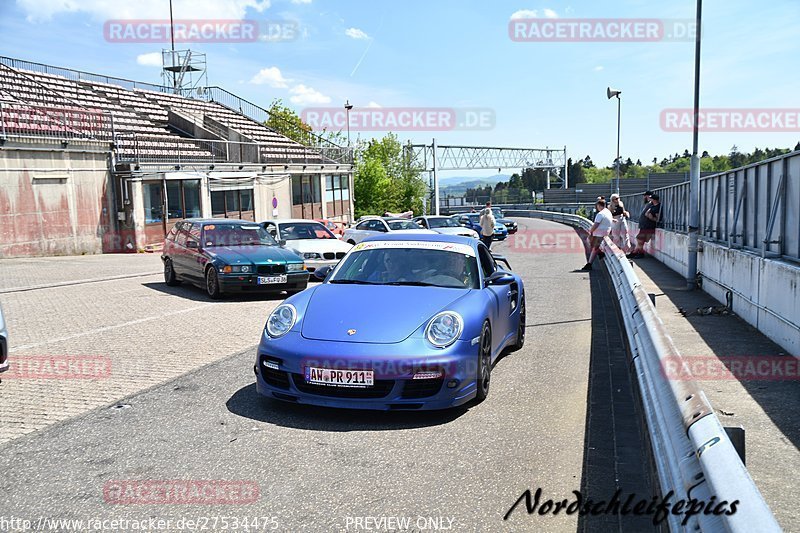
<box><xmin>0</xmin><ymin>56</ymin><xmax>354</xmax><ymax>256</ymax></box>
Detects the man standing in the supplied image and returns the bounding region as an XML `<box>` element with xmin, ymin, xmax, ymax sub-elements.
<box><xmin>581</xmin><ymin>198</ymin><xmax>613</xmax><ymax>271</ymax></box>
<box><xmin>628</xmin><ymin>192</ymin><xmax>661</xmax><ymax>258</ymax></box>
<box><xmin>479</xmin><ymin>202</ymin><xmax>496</xmax><ymax>249</ymax></box>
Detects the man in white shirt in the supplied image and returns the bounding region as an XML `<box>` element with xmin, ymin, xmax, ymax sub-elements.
<box><xmin>581</xmin><ymin>198</ymin><xmax>613</xmax><ymax>271</ymax></box>
<box><xmin>479</xmin><ymin>202</ymin><xmax>496</xmax><ymax>249</ymax></box>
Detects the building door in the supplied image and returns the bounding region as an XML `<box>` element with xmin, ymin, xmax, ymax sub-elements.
<box><xmin>292</xmin><ymin>175</ymin><xmax>322</xmax><ymax>219</ymax></box>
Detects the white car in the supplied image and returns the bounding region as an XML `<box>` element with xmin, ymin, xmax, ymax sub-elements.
<box><xmin>413</xmin><ymin>215</ymin><xmax>479</xmax><ymax>238</ymax></box>
<box><xmin>342</xmin><ymin>217</ymin><xmax>436</xmax><ymax>244</ymax></box>
<box><xmin>261</xmin><ymin>219</ymin><xmax>352</xmax><ymax>272</ymax></box>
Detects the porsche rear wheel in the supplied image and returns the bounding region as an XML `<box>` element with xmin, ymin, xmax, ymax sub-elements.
<box><xmin>475</xmin><ymin>321</ymin><xmax>492</xmax><ymax>403</ymax></box>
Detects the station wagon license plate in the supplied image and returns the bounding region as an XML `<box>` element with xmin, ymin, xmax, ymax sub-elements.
<box><xmin>305</xmin><ymin>366</ymin><xmax>374</xmax><ymax>388</ymax></box>
<box><xmin>257</xmin><ymin>274</ymin><xmax>287</xmax><ymax>285</ymax></box>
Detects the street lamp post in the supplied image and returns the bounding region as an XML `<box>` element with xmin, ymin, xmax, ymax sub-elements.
<box><xmin>344</xmin><ymin>100</ymin><xmax>353</xmax><ymax>147</ymax></box>
<box><xmin>607</xmin><ymin>87</ymin><xmax>622</xmax><ymax>195</ymax></box>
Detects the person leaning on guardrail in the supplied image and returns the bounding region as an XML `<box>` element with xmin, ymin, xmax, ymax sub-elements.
<box><xmin>628</xmin><ymin>192</ymin><xmax>661</xmax><ymax>259</ymax></box>
<box><xmin>581</xmin><ymin>198</ymin><xmax>613</xmax><ymax>271</ymax></box>
<box><xmin>609</xmin><ymin>193</ymin><xmax>631</xmax><ymax>253</ymax></box>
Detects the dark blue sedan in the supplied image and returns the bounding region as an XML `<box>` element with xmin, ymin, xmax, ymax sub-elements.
<box><xmin>162</xmin><ymin>219</ymin><xmax>309</xmax><ymax>299</ymax></box>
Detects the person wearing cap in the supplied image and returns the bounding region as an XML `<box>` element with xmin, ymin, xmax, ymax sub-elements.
<box><xmin>609</xmin><ymin>193</ymin><xmax>631</xmax><ymax>252</ymax></box>
<box><xmin>628</xmin><ymin>192</ymin><xmax>661</xmax><ymax>258</ymax></box>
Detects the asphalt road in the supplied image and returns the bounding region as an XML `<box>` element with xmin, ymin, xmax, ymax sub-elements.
<box><xmin>0</xmin><ymin>218</ymin><xmax>635</xmax><ymax>532</ymax></box>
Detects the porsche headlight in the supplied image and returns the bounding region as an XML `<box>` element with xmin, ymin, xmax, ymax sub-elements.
<box><xmin>425</xmin><ymin>311</ymin><xmax>463</xmax><ymax>348</ymax></box>
<box><xmin>266</xmin><ymin>304</ymin><xmax>297</xmax><ymax>338</ymax></box>
<box><xmin>287</xmin><ymin>263</ymin><xmax>306</xmax><ymax>271</ymax></box>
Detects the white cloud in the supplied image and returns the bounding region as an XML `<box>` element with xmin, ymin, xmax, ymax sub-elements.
<box><xmin>289</xmin><ymin>84</ymin><xmax>331</xmax><ymax>105</ymax></box>
<box><xmin>543</xmin><ymin>8</ymin><xmax>558</xmax><ymax>18</ymax></box>
<box><xmin>366</xmin><ymin>101</ymin><xmax>381</xmax><ymax>108</ymax></box>
<box><xmin>17</xmin><ymin>0</ymin><xmax>271</xmax><ymax>22</ymax></box>
<box><xmin>510</xmin><ymin>9</ymin><xmax>538</xmax><ymax>19</ymax></box>
<box><xmin>249</xmin><ymin>66</ymin><xmax>291</xmax><ymax>88</ymax></box>
<box><xmin>593</xmin><ymin>65</ymin><xmax>604</xmax><ymax>72</ymax></box>
<box><xmin>136</xmin><ymin>52</ymin><xmax>162</xmax><ymax>67</ymax></box>
<box><xmin>345</xmin><ymin>27</ymin><xmax>369</xmax><ymax>40</ymax></box>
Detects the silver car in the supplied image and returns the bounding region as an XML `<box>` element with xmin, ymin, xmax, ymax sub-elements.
<box><xmin>342</xmin><ymin>217</ymin><xmax>435</xmax><ymax>245</ymax></box>
<box><xmin>413</xmin><ymin>216</ymin><xmax>479</xmax><ymax>238</ymax></box>
<box><xmin>0</xmin><ymin>302</ymin><xmax>8</xmax><ymax>374</ymax></box>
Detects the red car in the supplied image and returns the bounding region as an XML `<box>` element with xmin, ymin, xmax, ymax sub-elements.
<box><xmin>315</xmin><ymin>219</ymin><xmax>346</xmax><ymax>239</ymax></box>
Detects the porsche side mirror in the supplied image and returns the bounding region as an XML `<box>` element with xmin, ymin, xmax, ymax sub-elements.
<box><xmin>485</xmin><ymin>271</ymin><xmax>515</xmax><ymax>286</ymax></box>
<box><xmin>279</xmin><ymin>239</ymin><xmax>287</xmax><ymax>247</ymax></box>
<box><xmin>186</xmin><ymin>240</ymin><xmax>198</xmax><ymax>249</ymax></box>
<box><xmin>314</xmin><ymin>265</ymin><xmax>333</xmax><ymax>281</ymax></box>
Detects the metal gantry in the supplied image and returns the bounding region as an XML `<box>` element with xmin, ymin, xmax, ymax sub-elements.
<box><xmin>404</xmin><ymin>141</ymin><xmax>568</xmax><ymax>214</ymax></box>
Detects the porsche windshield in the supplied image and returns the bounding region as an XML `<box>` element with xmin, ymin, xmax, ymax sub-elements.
<box><xmin>330</xmin><ymin>247</ymin><xmax>479</xmax><ymax>289</ymax></box>
<box><xmin>202</xmin><ymin>223</ymin><xmax>277</xmax><ymax>247</ymax></box>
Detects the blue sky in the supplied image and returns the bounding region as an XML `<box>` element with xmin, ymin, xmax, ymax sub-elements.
<box><xmin>1</xmin><ymin>0</ymin><xmax>799</xmax><ymax>178</ymax></box>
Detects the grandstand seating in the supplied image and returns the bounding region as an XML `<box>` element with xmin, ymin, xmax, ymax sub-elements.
<box><xmin>0</xmin><ymin>60</ymin><xmax>331</xmax><ymax>165</ymax></box>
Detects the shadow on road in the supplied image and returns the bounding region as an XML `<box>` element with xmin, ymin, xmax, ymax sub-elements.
<box><xmin>226</xmin><ymin>383</ymin><xmax>469</xmax><ymax>431</ymax></box>
<box><xmin>142</xmin><ymin>282</ymin><xmax>289</xmax><ymax>302</ymax></box>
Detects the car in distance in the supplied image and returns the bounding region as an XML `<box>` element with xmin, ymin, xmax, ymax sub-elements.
<box><xmin>162</xmin><ymin>219</ymin><xmax>309</xmax><ymax>299</ymax></box>
<box><xmin>315</xmin><ymin>218</ymin><xmax>346</xmax><ymax>239</ymax></box>
<box><xmin>455</xmin><ymin>213</ymin><xmax>509</xmax><ymax>241</ymax></box>
<box><xmin>261</xmin><ymin>219</ymin><xmax>352</xmax><ymax>273</ymax></box>
<box><xmin>413</xmin><ymin>215</ymin><xmax>479</xmax><ymax>238</ymax></box>
<box><xmin>254</xmin><ymin>233</ymin><xmax>526</xmax><ymax>410</ymax></box>
<box><xmin>492</xmin><ymin>207</ymin><xmax>518</xmax><ymax>234</ymax></box>
<box><xmin>342</xmin><ymin>217</ymin><xmax>435</xmax><ymax>245</ymax></box>
<box><xmin>0</xmin><ymin>302</ymin><xmax>8</xmax><ymax>375</ymax></box>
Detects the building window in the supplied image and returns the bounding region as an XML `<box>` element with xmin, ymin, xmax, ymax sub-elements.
<box><xmin>325</xmin><ymin>174</ymin><xmax>350</xmax><ymax>218</ymax></box>
<box><xmin>144</xmin><ymin>180</ymin><xmax>201</xmax><ymax>224</ymax></box>
<box><xmin>211</xmin><ymin>189</ymin><xmax>255</xmax><ymax>221</ymax></box>
<box><xmin>143</xmin><ymin>182</ymin><xmax>163</xmax><ymax>224</ymax></box>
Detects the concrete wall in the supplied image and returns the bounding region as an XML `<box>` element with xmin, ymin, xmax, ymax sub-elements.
<box><xmin>630</xmin><ymin>222</ymin><xmax>800</xmax><ymax>357</ymax></box>
<box><xmin>0</xmin><ymin>141</ymin><xmax>113</xmax><ymax>257</ymax></box>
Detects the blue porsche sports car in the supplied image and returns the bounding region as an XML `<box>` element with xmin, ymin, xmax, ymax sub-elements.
<box><xmin>254</xmin><ymin>233</ymin><xmax>526</xmax><ymax>410</ymax></box>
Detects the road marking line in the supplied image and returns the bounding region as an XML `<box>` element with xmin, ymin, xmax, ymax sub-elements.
<box><xmin>13</xmin><ymin>304</ymin><xmax>212</xmax><ymax>350</ymax></box>
<box><xmin>0</xmin><ymin>271</ymin><xmax>161</xmax><ymax>294</ymax></box>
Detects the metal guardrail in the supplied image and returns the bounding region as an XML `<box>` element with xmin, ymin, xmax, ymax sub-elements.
<box><xmin>509</xmin><ymin>209</ymin><xmax>781</xmax><ymax>532</ymax></box>
<box><xmin>620</xmin><ymin>150</ymin><xmax>800</xmax><ymax>263</ymax></box>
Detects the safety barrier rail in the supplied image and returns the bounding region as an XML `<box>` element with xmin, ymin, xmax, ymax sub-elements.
<box><xmin>507</xmin><ymin>209</ymin><xmax>781</xmax><ymax>532</ymax></box>
<box><xmin>620</xmin><ymin>150</ymin><xmax>800</xmax><ymax>262</ymax></box>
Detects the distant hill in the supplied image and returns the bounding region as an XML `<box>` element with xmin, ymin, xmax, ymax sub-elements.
<box><xmin>439</xmin><ymin>174</ymin><xmax>511</xmax><ymax>195</ymax></box>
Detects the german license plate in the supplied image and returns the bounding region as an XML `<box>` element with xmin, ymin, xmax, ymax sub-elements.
<box><xmin>257</xmin><ymin>275</ymin><xmax>287</xmax><ymax>284</ymax></box>
<box><xmin>305</xmin><ymin>366</ymin><xmax>374</xmax><ymax>388</ymax></box>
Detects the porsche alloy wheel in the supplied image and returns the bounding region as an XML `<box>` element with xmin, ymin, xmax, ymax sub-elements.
<box><xmin>475</xmin><ymin>321</ymin><xmax>492</xmax><ymax>403</ymax></box>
